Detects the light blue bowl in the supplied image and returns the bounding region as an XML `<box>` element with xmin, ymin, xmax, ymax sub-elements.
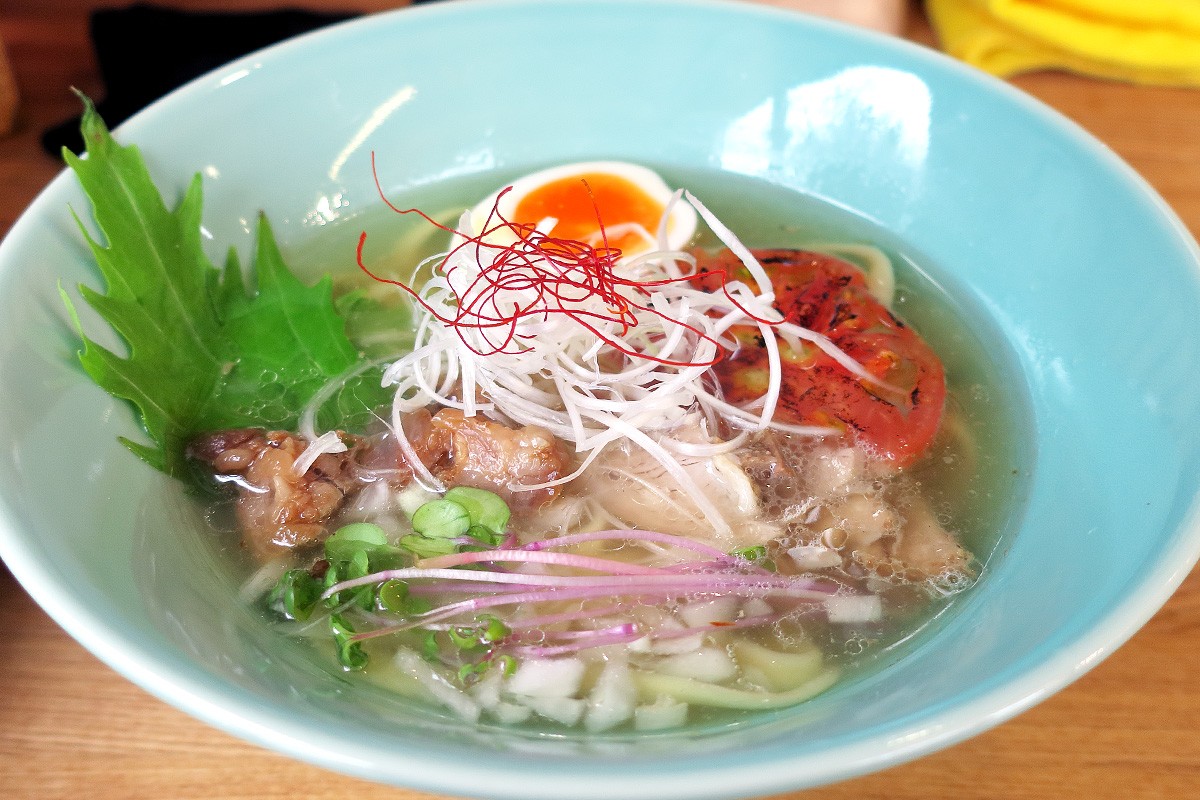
<box><xmin>2</xmin><ymin>1</ymin><xmax>1199</xmax><ymax>797</ymax></box>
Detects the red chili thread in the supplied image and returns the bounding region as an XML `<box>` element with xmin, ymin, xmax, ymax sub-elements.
<box><xmin>358</xmin><ymin>153</ymin><xmax>785</xmax><ymax>368</ymax></box>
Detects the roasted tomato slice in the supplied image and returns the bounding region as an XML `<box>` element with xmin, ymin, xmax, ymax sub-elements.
<box><xmin>695</xmin><ymin>249</ymin><xmax>946</xmax><ymax>467</ymax></box>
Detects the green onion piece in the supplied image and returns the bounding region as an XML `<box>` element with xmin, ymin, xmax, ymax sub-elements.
<box><xmin>422</xmin><ymin>631</ymin><xmax>440</xmax><ymax>661</ymax></box>
<box><xmin>411</xmin><ymin>499</ymin><xmax>471</xmax><ymax>539</ymax></box>
<box><xmin>731</xmin><ymin>545</ymin><xmax>775</xmax><ymax>571</ymax></box>
<box><xmin>445</xmin><ymin>616</ymin><xmax>512</xmax><ymax>651</ymax></box>
<box><xmin>731</xmin><ymin>545</ymin><xmax>766</xmax><ymax>561</ymax></box>
<box><xmin>443</xmin><ymin>487</ymin><xmax>510</xmax><ymax>536</ymax></box>
<box><xmin>329</xmin><ymin>613</ymin><xmax>368</xmax><ymax>670</ymax></box>
<box><xmin>449</xmin><ymin>625</ymin><xmax>482</xmax><ymax>650</ymax></box>
<box><xmin>494</xmin><ymin>654</ymin><xmax>518</xmax><ymax>677</ymax></box>
<box><xmin>458</xmin><ymin>661</ymin><xmax>489</xmax><ymax>684</ymax></box>
<box><xmin>479</xmin><ymin>614</ymin><xmax>510</xmax><ymax>644</ymax></box>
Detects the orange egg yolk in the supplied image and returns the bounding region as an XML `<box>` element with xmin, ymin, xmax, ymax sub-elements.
<box><xmin>511</xmin><ymin>173</ymin><xmax>666</xmax><ymax>253</ymax></box>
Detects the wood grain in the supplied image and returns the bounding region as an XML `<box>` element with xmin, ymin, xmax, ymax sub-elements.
<box><xmin>2</xmin><ymin>4</ymin><xmax>1199</xmax><ymax>799</ymax></box>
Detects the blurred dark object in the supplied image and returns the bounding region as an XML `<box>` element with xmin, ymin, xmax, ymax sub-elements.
<box><xmin>42</xmin><ymin>4</ymin><xmax>358</xmax><ymax>155</ymax></box>
<box><xmin>1</xmin><ymin>33</ymin><xmax>17</xmax><ymax>137</ymax></box>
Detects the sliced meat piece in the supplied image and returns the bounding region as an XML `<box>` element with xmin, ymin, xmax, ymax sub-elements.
<box><xmin>577</xmin><ymin>417</ymin><xmax>781</xmax><ymax>551</ymax></box>
<box><xmin>189</xmin><ymin>429</ymin><xmax>358</xmax><ymax>562</ymax></box>
<box><xmin>428</xmin><ymin>409</ymin><xmax>569</xmax><ymax>508</ymax></box>
<box><xmin>348</xmin><ymin>409</ymin><xmax>443</xmax><ymax>484</ymax></box>
<box><xmin>839</xmin><ymin>495</ymin><xmax>971</xmax><ymax>581</ymax></box>
<box><xmin>737</xmin><ymin>435</ymin><xmax>971</xmax><ymax>582</ymax></box>
<box><xmin>190</xmin><ymin>408</ymin><xmax>572</xmax><ymax>558</ymax></box>
<box><xmin>890</xmin><ymin>500</ymin><xmax>972</xmax><ymax>580</ymax></box>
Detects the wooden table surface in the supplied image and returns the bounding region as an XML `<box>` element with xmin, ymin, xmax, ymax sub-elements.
<box><xmin>2</xmin><ymin>4</ymin><xmax>1199</xmax><ymax>799</ymax></box>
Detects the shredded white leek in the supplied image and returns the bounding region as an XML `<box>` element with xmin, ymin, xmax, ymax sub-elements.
<box><xmin>291</xmin><ymin>430</ymin><xmax>347</xmax><ymax>477</ymax></box>
<box><xmin>293</xmin><ymin>359</ymin><xmax>383</xmax><ymax>476</ymax></box>
<box><xmin>375</xmin><ymin>193</ymin><xmax>874</xmax><ymax>535</ymax></box>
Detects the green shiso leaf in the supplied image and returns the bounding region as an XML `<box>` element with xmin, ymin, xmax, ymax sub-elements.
<box><xmin>62</xmin><ymin>96</ymin><xmax>391</xmax><ymax>478</ymax></box>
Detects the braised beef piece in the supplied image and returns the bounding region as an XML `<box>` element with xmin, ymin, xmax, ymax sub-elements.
<box><xmin>188</xmin><ymin>429</ymin><xmax>359</xmax><ymax>562</ymax></box>
<box><xmin>189</xmin><ymin>410</ymin><xmax>570</xmax><ymax>561</ymax></box>
<box><xmin>427</xmin><ymin>409</ymin><xmax>568</xmax><ymax>509</ymax></box>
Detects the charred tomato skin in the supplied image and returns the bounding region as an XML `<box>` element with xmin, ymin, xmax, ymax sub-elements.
<box><xmin>696</xmin><ymin>249</ymin><xmax>946</xmax><ymax>467</ymax></box>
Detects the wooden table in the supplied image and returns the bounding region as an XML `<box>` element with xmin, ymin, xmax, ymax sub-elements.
<box><xmin>2</xmin><ymin>4</ymin><xmax>1199</xmax><ymax>799</ymax></box>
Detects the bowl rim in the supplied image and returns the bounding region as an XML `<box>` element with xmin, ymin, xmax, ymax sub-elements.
<box><xmin>3</xmin><ymin>0</ymin><xmax>1200</xmax><ymax>797</ymax></box>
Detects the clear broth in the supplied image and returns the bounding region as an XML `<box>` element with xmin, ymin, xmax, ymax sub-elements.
<box><xmin>263</xmin><ymin>165</ymin><xmax>1033</xmax><ymax>730</ymax></box>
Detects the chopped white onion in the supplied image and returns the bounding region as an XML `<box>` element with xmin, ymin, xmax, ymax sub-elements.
<box><xmin>655</xmin><ymin>647</ymin><xmax>739</xmax><ymax>683</ymax></box>
<box><xmin>396</xmin><ymin>482</ymin><xmax>438</xmax><ymax>518</ymax></box>
<box><xmin>824</xmin><ymin>594</ymin><xmax>884</xmax><ymax>624</ymax></box>
<box><xmin>393</xmin><ymin>648</ymin><xmax>481</xmax><ymax>723</ymax></box>
<box><xmin>584</xmin><ymin>661</ymin><xmax>637</xmax><ymax>732</ymax></box>
<box><xmin>468</xmin><ymin>668</ymin><xmax>503</xmax><ymax>710</ymax></box>
<box><xmin>634</xmin><ymin>696</ymin><xmax>689</xmax><ymax>731</ymax></box>
<box><xmin>741</xmin><ymin>598</ymin><xmax>775</xmax><ymax>618</ymax></box>
<box><xmin>788</xmin><ymin>544</ymin><xmax>844</xmax><ymax>571</ymax></box>
<box><xmin>677</xmin><ymin>597</ymin><xmax>740</xmax><ymax>628</ymax></box>
<box><xmin>505</xmin><ymin>657</ymin><xmax>586</xmax><ymax>698</ymax></box>
<box><xmin>489</xmin><ymin>701</ymin><xmax>534</xmax><ymax>725</ymax></box>
<box><xmin>518</xmin><ymin>695</ymin><xmax>586</xmax><ymax>727</ymax></box>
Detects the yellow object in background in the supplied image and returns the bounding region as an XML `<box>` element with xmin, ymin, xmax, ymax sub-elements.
<box><xmin>926</xmin><ymin>0</ymin><xmax>1200</xmax><ymax>86</ymax></box>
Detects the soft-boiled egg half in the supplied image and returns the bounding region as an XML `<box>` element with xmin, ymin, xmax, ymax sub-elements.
<box><xmin>465</xmin><ymin>161</ymin><xmax>698</xmax><ymax>260</ymax></box>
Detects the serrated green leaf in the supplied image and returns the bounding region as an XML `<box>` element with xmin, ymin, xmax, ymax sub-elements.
<box><xmin>64</xmin><ymin>96</ymin><xmax>392</xmax><ymax>479</ymax></box>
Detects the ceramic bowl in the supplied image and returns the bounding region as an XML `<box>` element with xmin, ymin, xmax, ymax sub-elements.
<box><xmin>3</xmin><ymin>1</ymin><xmax>1200</xmax><ymax>798</ymax></box>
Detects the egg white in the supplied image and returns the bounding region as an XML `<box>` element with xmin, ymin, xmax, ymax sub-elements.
<box><xmin>464</xmin><ymin>161</ymin><xmax>698</xmax><ymax>259</ymax></box>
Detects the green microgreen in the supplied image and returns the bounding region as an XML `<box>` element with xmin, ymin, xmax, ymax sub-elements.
<box><xmin>376</xmin><ymin>579</ymin><xmax>431</xmax><ymax>615</ymax></box>
<box><xmin>267</xmin><ymin>568</ymin><xmax>323</xmax><ymax>621</ymax></box>
<box><xmin>400</xmin><ymin>488</ymin><xmax>511</xmax><ymax>556</ymax></box>
<box><xmin>466</xmin><ymin>524</ymin><xmax>504</xmax><ymax>547</ymax></box>
<box><xmin>324</xmin><ymin>522</ymin><xmax>389</xmax><ymax>562</ymax></box>
<box><xmin>411</xmin><ymin>499</ymin><xmax>471</xmax><ymax>539</ymax></box>
<box><xmin>265</xmin><ymin>488</ymin><xmax>514</xmax><ymax>673</ymax></box>
<box><xmin>398</xmin><ymin>533</ymin><xmax>458</xmax><ymax>558</ymax></box>
<box><xmin>443</xmin><ymin>486</ymin><xmax>511</xmax><ymax>537</ymax></box>
<box><xmin>329</xmin><ymin>613</ymin><xmax>368</xmax><ymax>671</ymax></box>
<box><xmin>494</xmin><ymin>654</ymin><xmax>517</xmax><ymax>676</ymax></box>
